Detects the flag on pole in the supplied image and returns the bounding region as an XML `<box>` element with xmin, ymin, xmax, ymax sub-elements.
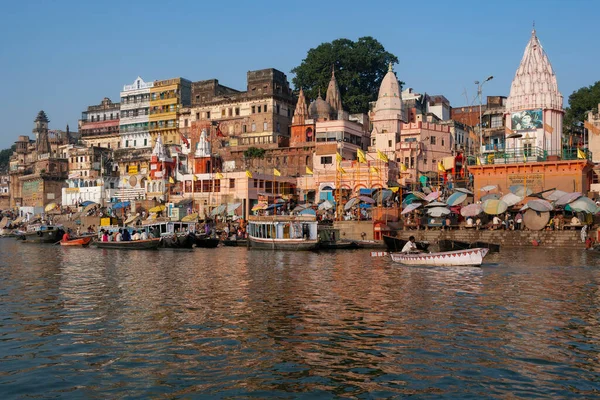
<box><xmin>370</xmin><ymin>166</ymin><xmax>379</xmax><ymax>173</ymax></box>
<box><xmin>147</xmin><ymin>175</ymin><xmax>152</xmax><ymax>181</ymax></box>
<box><xmin>336</xmin><ymin>152</ymin><xmax>343</xmax><ymax>163</ymax></box>
<box><xmin>123</xmin><ymin>178</ymin><xmax>128</xmax><ymax>184</ymax></box>
<box><xmin>193</xmin><ymin>175</ymin><xmax>198</xmax><ymax>181</ymax></box>
<box><xmin>523</xmin><ymin>152</ymin><xmax>527</xmax><ymax>163</ymax></box>
<box><xmin>476</xmin><ymin>157</ymin><xmax>482</xmax><ymax>166</ymax></box>
<box><xmin>337</xmin><ymin>165</ymin><xmax>346</xmax><ymax>174</ymax></box>
<box><xmin>400</xmin><ymin>163</ymin><xmax>408</xmax><ymax>172</ymax></box>
<box><xmin>357</xmin><ymin>148</ymin><xmax>366</xmax><ymax>163</ymax></box>
<box><xmin>437</xmin><ymin>161</ymin><xmax>446</xmax><ymax>172</ymax></box>
<box><xmin>215</xmin><ymin>172</ymin><xmax>223</xmax><ymax>179</ymax></box>
<box><xmin>377</xmin><ymin>150</ymin><xmax>389</xmax><ymax>163</ymax></box>
<box><xmin>577</xmin><ymin>148</ymin><xmax>586</xmax><ymax>159</ymax></box>
<box><xmin>543</xmin><ymin>123</ymin><xmax>554</xmax><ymax>134</ymax></box>
<box><xmin>169</xmin><ymin>176</ymin><xmax>175</xmax><ymax>184</ymax></box>
<box><xmin>305</xmin><ymin>166</ymin><xmax>313</xmax><ymax>175</ymax></box>
<box><xmin>245</xmin><ymin>170</ymin><xmax>253</xmax><ymax>178</ymax></box>
<box><xmin>274</xmin><ymin>168</ymin><xmax>281</xmax><ymax>177</ymax></box>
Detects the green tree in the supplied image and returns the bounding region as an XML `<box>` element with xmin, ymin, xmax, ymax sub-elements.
<box><xmin>292</xmin><ymin>37</ymin><xmax>399</xmax><ymax>115</ymax></box>
<box><xmin>564</xmin><ymin>81</ymin><xmax>600</xmax><ymax>131</ymax></box>
<box><xmin>0</xmin><ymin>145</ymin><xmax>16</xmax><ymax>173</ymax></box>
<box><xmin>243</xmin><ymin>147</ymin><xmax>266</xmax><ymax>159</ymax></box>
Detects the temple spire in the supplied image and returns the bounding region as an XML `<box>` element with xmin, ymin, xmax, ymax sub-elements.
<box><xmin>292</xmin><ymin>88</ymin><xmax>309</xmax><ymax>124</ymax></box>
<box><xmin>325</xmin><ymin>67</ymin><xmax>343</xmax><ymax>115</ymax></box>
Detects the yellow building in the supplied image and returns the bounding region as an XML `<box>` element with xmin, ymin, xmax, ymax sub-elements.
<box><xmin>149</xmin><ymin>77</ymin><xmax>191</xmax><ymax>146</ymax></box>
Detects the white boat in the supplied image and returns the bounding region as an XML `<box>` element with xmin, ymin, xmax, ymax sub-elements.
<box><xmin>390</xmin><ymin>248</ymin><xmax>489</xmax><ymax>267</ymax></box>
<box><xmin>247</xmin><ymin>215</ymin><xmax>319</xmax><ymax>250</ymax></box>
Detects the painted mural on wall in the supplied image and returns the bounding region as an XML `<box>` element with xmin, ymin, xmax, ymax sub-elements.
<box><xmin>511</xmin><ymin>109</ymin><xmax>543</xmax><ymax>131</ymax></box>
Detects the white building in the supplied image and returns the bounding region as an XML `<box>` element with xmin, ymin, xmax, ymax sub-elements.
<box><xmin>120</xmin><ymin>77</ymin><xmax>153</xmax><ymax>150</ymax></box>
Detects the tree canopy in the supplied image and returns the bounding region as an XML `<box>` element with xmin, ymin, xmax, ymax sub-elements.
<box><xmin>243</xmin><ymin>147</ymin><xmax>265</xmax><ymax>159</ymax></box>
<box><xmin>0</xmin><ymin>145</ymin><xmax>15</xmax><ymax>173</ymax></box>
<box><xmin>564</xmin><ymin>81</ymin><xmax>600</xmax><ymax>131</ymax></box>
<box><xmin>291</xmin><ymin>37</ymin><xmax>399</xmax><ymax>115</ymax></box>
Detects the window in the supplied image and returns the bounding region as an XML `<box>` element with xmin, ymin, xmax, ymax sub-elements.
<box><xmin>228</xmin><ymin>108</ymin><xmax>233</xmax><ymax>116</ymax></box>
<box><xmin>229</xmin><ymin>178</ymin><xmax>235</xmax><ymax>189</ymax></box>
<box><xmin>257</xmin><ymin>106</ymin><xmax>261</xmax><ymax>113</ymax></box>
<box><xmin>524</xmin><ymin>143</ymin><xmax>532</xmax><ymax>157</ymax></box>
<box><xmin>263</xmin><ymin>121</ymin><xmax>268</xmax><ymax>131</ymax></box>
<box><xmin>243</xmin><ymin>125</ymin><xmax>247</xmax><ymax>133</ymax></box>
<box><xmin>251</xmin><ymin>123</ymin><xmax>256</xmax><ymax>132</ymax></box>
<box><xmin>251</xmin><ymin>106</ymin><xmax>255</xmax><ymax>114</ymax></box>
<box><xmin>276</xmin><ymin>104</ymin><xmax>280</xmax><ymax>114</ymax></box>
<box><xmin>144</xmin><ymin>139</ymin><xmax>147</xmax><ymax>146</ymax></box>
<box><xmin>423</xmin><ymin>158</ymin><xmax>428</xmax><ymax>166</ymax></box>
<box><xmin>264</xmin><ymin>105</ymin><xmax>268</xmax><ymax>113</ymax></box>
<box><xmin>430</xmin><ymin>136</ymin><xmax>436</xmax><ymax>145</ymax></box>
<box><xmin>184</xmin><ymin>119</ymin><xmax>188</xmax><ymax>127</ymax></box>
<box><xmin>206</xmin><ymin>111</ymin><xmax>210</xmax><ymax>119</ymax></box>
<box><xmin>276</xmin><ymin>122</ymin><xmax>280</xmax><ymax>132</ymax></box>
<box><xmin>388</xmin><ymin>140</ymin><xmax>392</xmax><ymax>147</ymax></box>
<box><xmin>491</xmin><ymin>115</ymin><xmax>503</xmax><ymax>128</ymax></box>
<box><xmin>441</xmin><ymin>138</ymin><xmax>445</xmax><ymax>146</ymax></box>
<box><xmin>125</xmin><ymin>140</ymin><xmax>129</xmax><ymax>148</ymax></box>
<box><xmin>221</xmin><ymin>109</ymin><xmax>225</xmax><ymax>117</ymax></box>
<box><xmin>235</xmin><ymin>108</ymin><xmax>240</xmax><ymax>116</ymax></box>
<box><xmin>321</xmin><ymin>156</ymin><xmax>333</xmax><ymax>165</ymax></box>
<box><xmin>133</xmin><ymin>140</ymin><xmax>136</xmax><ymax>147</ymax></box>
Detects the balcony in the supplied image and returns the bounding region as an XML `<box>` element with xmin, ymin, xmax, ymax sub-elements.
<box><xmin>478</xmin><ymin>147</ymin><xmax>593</xmax><ymax>165</ymax></box>
<box><xmin>480</xmin><ymin>142</ymin><xmax>505</xmax><ymax>154</ymax></box>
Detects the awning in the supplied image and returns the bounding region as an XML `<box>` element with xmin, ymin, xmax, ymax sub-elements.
<box><xmin>227</xmin><ymin>203</ymin><xmax>242</xmax><ymax>214</ymax></box>
<box><xmin>359</xmin><ymin>188</ymin><xmax>374</xmax><ymax>195</ymax></box>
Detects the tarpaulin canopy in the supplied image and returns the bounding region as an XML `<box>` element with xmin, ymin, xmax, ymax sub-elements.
<box><xmin>299</xmin><ymin>208</ymin><xmax>316</xmax><ymax>216</ymax></box>
<box><xmin>424</xmin><ymin>191</ymin><xmax>441</xmax><ymax>202</ymax></box>
<box><xmin>446</xmin><ymin>192</ymin><xmax>467</xmax><ymax>206</ymax></box>
<box><xmin>555</xmin><ymin>192</ymin><xmax>582</xmax><ymax>206</ymax></box>
<box><xmin>227</xmin><ymin>203</ymin><xmax>242</xmax><ymax>214</ymax></box>
<box><xmin>482</xmin><ymin>199</ymin><xmax>508</xmax><ymax>215</ymax></box>
<box><xmin>461</xmin><ymin>203</ymin><xmax>483</xmax><ymax>217</ymax></box>
<box><xmin>565</xmin><ymin>196</ymin><xmax>598</xmax><ymax>213</ymax></box>
<box><xmin>113</xmin><ymin>201</ymin><xmax>130</xmax><ymax>210</ymax></box>
<box><xmin>210</xmin><ymin>204</ymin><xmax>227</xmax><ymax>216</ymax></box>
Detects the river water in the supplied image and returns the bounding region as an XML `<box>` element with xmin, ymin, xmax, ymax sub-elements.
<box><xmin>1</xmin><ymin>240</ymin><xmax>600</xmax><ymax>398</ymax></box>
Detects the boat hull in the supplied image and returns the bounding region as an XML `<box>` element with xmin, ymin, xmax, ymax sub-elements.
<box><xmin>160</xmin><ymin>234</ymin><xmax>195</xmax><ymax>249</ymax></box>
<box><xmin>61</xmin><ymin>237</ymin><xmax>93</xmax><ymax>247</ymax></box>
<box><xmin>194</xmin><ymin>236</ymin><xmax>220</xmax><ymax>248</ymax></box>
<box><xmin>318</xmin><ymin>240</ymin><xmax>359</xmax><ymax>250</ymax></box>
<box><xmin>248</xmin><ymin>236</ymin><xmax>319</xmax><ymax>250</ymax></box>
<box><xmin>390</xmin><ymin>248</ymin><xmax>489</xmax><ymax>267</ymax></box>
<box><xmin>94</xmin><ymin>238</ymin><xmax>161</xmax><ymax>250</ymax></box>
<box><xmin>222</xmin><ymin>239</ymin><xmax>248</xmax><ymax>247</ymax></box>
<box><xmin>18</xmin><ymin>228</ymin><xmax>64</xmax><ymax>243</ymax></box>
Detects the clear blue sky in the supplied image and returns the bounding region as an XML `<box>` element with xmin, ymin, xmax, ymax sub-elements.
<box><xmin>0</xmin><ymin>0</ymin><xmax>597</xmax><ymax>149</ymax></box>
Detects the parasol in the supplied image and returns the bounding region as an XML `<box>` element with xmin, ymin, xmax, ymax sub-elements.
<box><xmin>45</xmin><ymin>202</ymin><xmax>58</xmax><ymax>212</ymax></box>
<box><xmin>227</xmin><ymin>203</ymin><xmax>242</xmax><ymax>214</ymax></box>
<box><xmin>181</xmin><ymin>213</ymin><xmax>198</xmax><ymax>222</ymax></box>
<box><xmin>318</xmin><ymin>200</ymin><xmax>334</xmax><ymax>210</ymax></box>
<box><xmin>358</xmin><ymin>195</ymin><xmax>375</xmax><ymax>204</ymax></box>
<box><xmin>149</xmin><ymin>204</ymin><xmax>166</xmax><ymax>213</ymax></box>
<box><xmin>210</xmin><ymin>204</ymin><xmax>227</xmax><ymax>217</ymax></box>
<box><xmin>481</xmin><ymin>193</ymin><xmax>501</xmax><ymax>202</ymax></box>
<box><xmin>500</xmin><ymin>193</ymin><xmax>523</xmax><ymax>207</ymax></box>
<box><xmin>527</xmin><ymin>199</ymin><xmax>553</xmax><ymax>212</ymax></box>
<box><xmin>480</xmin><ymin>185</ymin><xmax>498</xmax><ymax>192</ymax></box>
<box><xmin>427</xmin><ymin>207</ymin><xmax>451</xmax><ymax>217</ymax></box>
<box><xmin>299</xmin><ymin>208</ymin><xmax>316</xmax><ymax>216</ymax></box>
<box><xmin>83</xmin><ymin>203</ymin><xmax>97</xmax><ymax>214</ymax></box>
<box><xmin>424</xmin><ymin>191</ymin><xmax>441</xmax><ymax>202</ymax></box>
<box><xmin>555</xmin><ymin>192</ymin><xmax>582</xmax><ymax>206</ymax></box>
<box><xmin>373</xmin><ymin>189</ymin><xmax>393</xmax><ymax>203</ymax></box>
<box><xmin>461</xmin><ymin>203</ymin><xmax>483</xmax><ymax>217</ymax></box>
<box><xmin>409</xmin><ymin>191</ymin><xmax>428</xmax><ymax>200</ymax></box>
<box><xmin>543</xmin><ymin>190</ymin><xmax>568</xmax><ymax>202</ymax></box>
<box><xmin>446</xmin><ymin>192</ymin><xmax>468</xmax><ymax>206</ymax></box>
<box><xmin>345</xmin><ymin>197</ymin><xmax>361</xmax><ymax>210</ymax></box>
<box><xmin>509</xmin><ymin>185</ymin><xmax>533</xmax><ymax>197</ymax></box>
<box><xmin>565</xmin><ymin>196</ymin><xmax>598</xmax><ymax>213</ymax></box>
<box><xmin>80</xmin><ymin>200</ymin><xmax>97</xmax><ymax>207</ymax></box>
<box><xmin>455</xmin><ymin>188</ymin><xmax>473</xmax><ymax>195</ymax></box>
<box><xmin>426</xmin><ymin>201</ymin><xmax>447</xmax><ymax>208</ymax></box>
<box><xmin>124</xmin><ymin>214</ymin><xmax>140</xmax><ymax>225</ymax></box>
<box><xmin>482</xmin><ymin>199</ymin><xmax>508</xmax><ymax>215</ymax></box>
<box><xmin>113</xmin><ymin>201</ymin><xmax>130</xmax><ymax>210</ymax></box>
<box><xmin>401</xmin><ymin>202</ymin><xmax>422</xmax><ymax>215</ymax></box>
<box><xmin>523</xmin><ymin>209</ymin><xmax>550</xmax><ymax>231</ymax></box>
<box><xmin>251</xmin><ymin>202</ymin><xmax>268</xmax><ymax>212</ymax></box>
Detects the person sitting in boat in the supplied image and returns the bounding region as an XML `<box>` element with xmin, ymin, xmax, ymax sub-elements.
<box><xmin>401</xmin><ymin>236</ymin><xmax>419</xmax><ymax>253</ymax></box>
<box><xmin>122</xmin><ymin>229</ymin><xmax>131</xmax><ymax>241</ymax></box>
<box><xmin>101</xmin><ymin>230</ymin><xmax>109</xmax><ymax>242</ymax></box>
<box><xmin>62</xmin><ymin>230</ymin><xmax>71</xmax><ymax>242</ymax></box>
<box><xmin>115</xmin><ymin>229</ymin><xmax>123</xmax><ymax>242</ymax></box>
<box><xmin>140</xmin><ymin>230</ymin><xmax>148</xmax><ymax>240</ymax></box>
<box><xmin>131</xmin><ymin>230</ymin><xmax>141</xmax><ymax>241</ymax></box>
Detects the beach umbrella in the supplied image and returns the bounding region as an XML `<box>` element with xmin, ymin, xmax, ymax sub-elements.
<box><xmin>113</xmin><ymin>201</ymin><xmax>130</xmax><ymax>210</ymax></box>
<box><xmin>509</xmin><ymin>185</ymin><xmax>533</xmax><ymax>197</ymax></box>
<box><xmin>461</xmin><ymin>203</ymin><xmax>483</xmax><ymax>217</ymax></box>
<box><xmin>409</xmin><ymin>191</ymin><xmax>428</xmax><ymax>200</ymax></box>
<box><xmin>481</xmin><ymin>193</ymin><xmax>501</xmax><ymax>202</ymax></box>
<box><xmin>373</xmin><ymin>189</ymin><xmax>393</xmax><ymax>203</ymax></box>
<box><xmin>227</xmin><ymin>203</ymin><xmax>242</xmax><ymax>214</ymax></box>
<box><xmin>299</xmin><ymin>208</ymin><xmax>316</xmax><ymax>216</ymax></box>
<box><xmin>344</xmin><ymin>197</ymin><xmax>360</xmax><ymax>210</ymax></box>
<box><xmin>446</xmin><ymin>192</ymin><xmax>468</xmax><ymax>206</ymax></box>
<box><xmin>358</xmin><ymin>195</ymin><xmax>375</xmax><ymax>204</ymax></box>
<box><xmin>80</xmin><ymin>200</ymin><xmax>97</xmax><ymax>207</ymax></box>
<box><xmin>45</xmin><ymin>202</ymin><xmax>58</xmax><ymax>212</ymax></box>
<box><xmin>251</xmin><ymin>202</ymin><xmax>268</xmax><ymax>212</ymax></box>
<box><xmin>482</xmin><ymin>199</ymin><xmax>508</xmax><ymax>215</ymax></box>
<box><xmin>523</xmin><ymin>209</ymin><xmax>550</xmax><ymax>231</ymax></box>
<box><xmin>527</xmin><ymin>199</ymin><xmax>554</xmax><ymax>212</ymax></box>
<box><xmin>124</xmin><ymin>214</ymin><xmax>140</xmax><ymax>225</ymax></box>
<box><xmin>543</xmin><ymin>190</ymin><xmax>568</xmax><ymax>202</ymax></box>
<box><xmin>426</xmin><ymin>201</ymin><xmax>447</xmax><ymax>207</ymax></box>
<box><xmin>149</xmin><ymin>204</ymin><xmax>165</xmax><ymax>213</ymax></box>
<box><xmin>500</xmin><ymin>193</ymin><xmax>523</xmax><ymax>207</ymax></box>
<box><xmin>480</xmin><ymin>185</ymin><xmax>497</xmax><ymax>192</ymax></box>
<box><xmin>427</xmin><ymin>207</ymin><xmax>451</xmax><ymax>217</ymax></box>
<box><xmin>265</xmin><ymin>203</ymin><xmax>283</xmax><ymax>211</ymax></box>
<box><xmin>455</xmin><ymin>188</ymin><xmax>473</xmax><ymax>195</ymax></box>
<box><xmin>424</xmin><ymin>191</ymin><xmax>441</xmax><ymax>202</ymax></box>
<box><xmin>318</xmin><ymin>200</ymin><xmax>334</xmax><ymax>210</ymax></box>
<box><xmin>566</xmin><ymin>196</ymin><xmax>598</xmax><ymax>213</ymax></box>
<box><xmin>210</xmin><ymin>204</ymin><xmax>227</xmax><ymax>217</ymax></box>
<box><xmin>403</xmin><ymin>193</ymin><xmax>421</xmax><ymax>204</ymax></box>
<box><xmin>401</xmin><ymin>202</ymin><xmax>422</xmax><ymax>215</ymax></box>
<box><xmin>555</xmin><ymin>192</ymin><xmax>582</xmax><ymax>206</ymax></box>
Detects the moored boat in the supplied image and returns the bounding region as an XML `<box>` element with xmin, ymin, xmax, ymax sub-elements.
<box><xmin>383</xmin><ymin>234</ymin><xmax>430</xmax><ymax>252</ymax></box>
<box><xmin>60</xmin><ymin>236</ymin><xmax>93</xmax><ymax>247</ymax></box>
<box><xmin>94</xmin><ymin>238</ymin><xmax>161</xmax><ymax>250</ymax></box>
<box><xmin>390</xmin><ymin>248</ymin><xmax>489</xmax><ymax>267</ymax></box>
<box><xmin>194</xmin><ymin>235</ymin><xmax>220</xmax><ymax>248</ymax></box>
<box><xmin>247</xmin><ymin>215</ymin><xmax>319</xmax><ymax>250</ymax></box>
<box><xmin>17</xmin><ymin>224</ymin><xmax>65</xmax><ymax>244</ymax></box>
<box><xmin>222</xmin><ymin>238</ymin><xmax>248</xmax><ymax>247</ymax></box>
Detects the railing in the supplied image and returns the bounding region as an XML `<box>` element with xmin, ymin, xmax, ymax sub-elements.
<box><xmin>478</xmin><ymin>146</ymin><xmax>592</xmax><ymax>165</ymax></box>
<box><xmin>481</xmin><ymin>143</ymin><xmax>505</xmax><ymax>153</ymax></box>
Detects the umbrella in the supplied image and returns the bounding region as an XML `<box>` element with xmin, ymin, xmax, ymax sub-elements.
<box><xmin>80</xmin><ymin>200</ymin><xmax>97</xmax><ymax>207</ymax></box>
<box><xmin>299</xmin><ymin>208</ymin><xmax>316</xmax><ymax>216</ymax></box>
<box><xmin>455</xmin><ymin>188</ymin><xmax>473</xmax><ymax>195</ymax></box>
<box><xmin>45</xmin><ymin>202</ymin><xmax>58</xmax><ymax>212</ymax></box>
<box><xmin>461</xmin><ymin>203</ymin><xmax>483</xmax><ymax>217</ymax></box>
<box><xmin>527</xmin><ymin>199</ymin><xmax>553</xmax><ymax>212</ymax></box>
<box><xmin>318</xmin><ymin>200</ymin><xmax>334</xmax><ymax>210</ymax></box>
<box><xmin>422</xmin><ymin>187</ymin><xmax>432</xmax><ymax>194</ymax></box>
<box><xmin>345</xmin><ymin>197</ymin><xmax>360</xmax><ymax>210</ymax></box>
<box><xmin>210</xmin><ymin>204</ymin><xmax>227</xmax><ymax>217</ymax></box>
<box><xmin>358</xmin><ymin>195</ymin><xmax>375</xmax><ymax>204</ymax></box>
<box><xmin>401</xmin><ymin>202</ymin><xmax>422</xmax><ymax>215</ymax></box>
<box><xmin>227</xmin><ymin>203</ymin><xmax>242</xmax><ymax>214</ymax></box>
<box><xmin>373</xmin><ymin>189</ymin><xmax>393</xmax><ymax>203</ymax></box>
<box><xmin>292</xmin><ymin>204</ymin><xmax>310</xmax><ymax>213</ymax></box>
<box><xmin>509</xmin><ymin>185</ymin><xmax>533</xmax><ymax>197</ymax></box>
<box><xmin>424</xmin><ymin>191</ymin><xmax>441</xmax><ymax>202</ymax></box>
<box><xmin>149</xmin><ymin>204</ymin><xmax>166</xmax><ymax>213</ymax></box>
<box><xmin>482</xmin><ymin>199</ymin><xmax>508</xmax><ymax>215</ymax></box>
<box><xmin>426</xmin><ymin>201</ymin><xmax>447</xmax><ymax>207</ymax></box>
<box><xmin>276</xmin><ymin>198</ymin><xmax>286</xmax><ymax>203</ymax></box>
<box><xmin>83</xmin><ymin>203</ymin><xmax>97</xmax><ymax>214</ymax></box>
<box><xmin>403</xmin><ymin>193</ymin><xmax>421</xmax><ymax>204</ymax></box>
<box><xmin>446</xmin><ymin>192</ymin><xmax>468</xmax><ymax>206</ymax></box>
<box><xmin>523</xmin><ymin>209</ymin><xmax>550</xmax><ymax>231</ymax></box>
<box><xmin>566</xmin><ymin>196</ymin><xmax>598</xmax><ymax>213</ymax></box>
<box><xmin>543</xmin><ymin>190</ymin><xmax>568</xmax><ymax>201</ymax></box>
<box><xmin>251</xmin><ymin>202</ymin><xmax>268</xmax><ymax>212</ymax></box>
<box><xmin>124</xmin><ymin>214</ymin><xmax>140</xmax><ymax>225</ymax></box>
<box><xmin>481</xmin><ymin>193</ymin><xmax>501</xmax><ymax>202</ymax></box>
<box><xmin>480</xmin><ymin>185</ymin><xmax>497</xmax><ymax>192</ymax></box>
<box><xmin>427</xmin><ymin>207</ymin><xmax>451</xmax><ymax>217</ymax></box>
<box><xmin>265</xmin><ymin>203</ymin><xmax>284</xmax><ymax>211</ymax></box>
<box><xmin>409</xmin><ymin>191</ymin><xmax>428</xmax><ymax>200</ymax></box>
<box><xmin>555</xmin><ymin>192</ymin><xmax>582</xmax><ymax>206</ymax></box>
<box><xmin>181</xmin><ymin>213</ymin><xmax>198</xmax><ymax>222</ymax></box>
<box><xmin>500</xmin><ymin>193</ymin><xmax>523</xmax><ymax>207</ymax></box>
<box><xmin>113</xmin><ymin>201</ymin><xmax>130</xmax><ymax>210</ymax></box>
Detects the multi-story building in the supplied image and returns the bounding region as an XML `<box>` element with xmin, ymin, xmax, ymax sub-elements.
<box><xmin>120</xmin><ymin>77</ymin><xmax>153</xmax><ymax>150</ymax></box>
<box><xmin>0</xmin><ymin>174</ymin><xmax>9</xmax><ymax>209</ymax></box>
<box><xmin>149</xmin><ymin>77</ymin><xmax>191</xmax><ymax>146</ymax></box>
<box><xmin>79</xmin><ymin>97</ymin><xmax>121</xmax><ymax>150</ymax></box>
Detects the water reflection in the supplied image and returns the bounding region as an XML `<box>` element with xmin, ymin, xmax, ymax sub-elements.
<box><xmin>1</xmin><ymin>243</ymin><xmax>600</xmax><ymax>397</ymax></box>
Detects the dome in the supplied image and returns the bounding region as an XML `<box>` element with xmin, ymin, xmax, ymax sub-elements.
<box><xmin>375</xmin><ymin>63</ymin><xmax>402</xmax><ymax>114</ymax></box>
<box><xmin>309</xmin><ymin>93</ymin><xmax>333</xmax><ymax>121</ymax></box>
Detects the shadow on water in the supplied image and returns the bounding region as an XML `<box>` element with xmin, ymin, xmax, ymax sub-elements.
<box><xmin>1</xmin><ymin>242</ymin><xmax>600</xmax><ymax>398</ymax></box>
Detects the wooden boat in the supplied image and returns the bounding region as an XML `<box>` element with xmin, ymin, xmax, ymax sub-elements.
<box><xmin>17</xmin><ymin>224</ymin><xmax>65</xmax><ymax>243</ymax></box>
<box><xmin>60</xmin><ymin>236</ymin><xmax>93</xmax><ymax>247</ymax></box>
<box><xmin>383</xmin><ymin>234</ymin><xmax>430</xmax><ymax>252</ymax></box>
<box><xmin>247</xmin><ymin>215</ymin><xmax>319</xmax><ymax>250</ymax></box>
<box><xmin>438</xmin><ymin>239</ymin><xmax>471</xmax><ymax>252</ymax></box>
<box><xmin>94</xmin><ymin>238</ymin><xmax>161</xmax><ymax>250</ymax></box>
<box><xmin>194</xmin><ymin>235</ymin><xmax>220</xmax><ymax>248</ymax></box>
<box><xmin>317</xmin><ymin>228</ymin><xmax>359</xmax><ymax>250</ymax></box>
<box><xmin>390</xmin><ymin>248</ymin><xmax>490</xmax><ymax>267</ymax></box>
<box><xmin>222</xmin><ymin>238</ymin><xmax>248</xmax><ymax>247</ymax></box>
<box><xmin>470</xmin><ymin>241</ymin><xmax>501</xmax><ymax>253</ymax></box>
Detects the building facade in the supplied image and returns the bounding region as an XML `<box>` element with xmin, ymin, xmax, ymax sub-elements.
<box><xmin>79</xmin><ymin>97</ymin><xmax>121</xmax><ymax>150</ymax></box>
<box><xmin>149</xmin><ymin>77</ymin><xmax>192</xmax><ymax>146</ymax></box>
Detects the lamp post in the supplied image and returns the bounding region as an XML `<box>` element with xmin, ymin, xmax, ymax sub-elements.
<box><xmin>475</xmin><ymin>76</ymin><xmax>494</xmax><ymax>154</ymax></box>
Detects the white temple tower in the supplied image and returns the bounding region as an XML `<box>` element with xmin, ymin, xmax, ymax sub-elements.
<box><xmin>505</xmin><ymin>28</ymin><xmax>564</xmax><ymax>155</ymax></box>
<box><xmin>371</xmin><ymin>63</ymin><xmax>403</xmax><ymax>156</ymax></box>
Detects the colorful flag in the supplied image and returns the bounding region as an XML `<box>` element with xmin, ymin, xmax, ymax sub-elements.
<box><xmin>336</xmin><ymin>152</ymin><xmax>343</xmax><ymax>163</ymax></box>
<box><xmin>337</xmin><ymin>165</ymin><xmax>346</xmax><ymax>174</ymax></box>
<box><xmin>169</xmin><ymin>176</ymin><xmax>175</xmax><ymax>184</ymax></box>
<box><xmin>476</xmin><ymin>157</ymin><xmax>482</xmax><ymax>166</ymax></box>
<box><xmin>577</xmin><ymin>148</ymin><xmax>586</xmax><ymax>159</ymax></box>
<box><xmin>400</xmin><ymin>163</ymin><xmax>408</xmax><ymax>172</ymax></box>
<box><xmin>216</xmin><ymin>123</ymin><xmax>224</xmax><ymax>137</ymax></box>
<box><xmin>245</xmin><ymin>170</ymin><xmax>253</xmax><ymax>178</ymax></box>
<box><xmin>543</xmin><ymin>123</ymin><xmax>554</xmax><ymax>134</ymax></box>
<box><xmin>357</xmin><ymin>148</ymin><xmax>366</xmax><ymax>163</ymax></box>
<box><xmin>147</xmin><ymin>175</ymin><xmax>152</xmax><ymax>181</ymax></box>
<box><xmin>215</xmin><ymin>172</ymin><xmax>223</xmax><ymax>179</ymax></box>
<box><xmin>305</xmin><ymin>166</ymin><xmax>313</xmax><ymax>175</ymax></box>
<box><xmin>377</xmin><ymin>150</ymin><xmax>389</xmax><ymax>163</ymax></box>
<box><xmin>193</xmin><ymin>175</ymin><xmax>198</xmax><ymax>181</ymax></box>
<box><xmin>123</xmin><ymin>178</ymin><xmax>128</xmax><ymax>184</ymax></box>
<box><xmin>274</xmin><ymin>168</ymin><xmax>281</xmax><ymax>177</ymax></box>
<box><xmin>370</xmin><ymin>166</ymin><xmax>379</xmax><ymax>174</ymax></box>
<box><xmin>390</xmin><ymin>187</ymin><xmax>400</xmax><ymax>193</ymax></box>
<box><xmin>437</xmin><ymin>161</ymin><xmax>445</xmax><ymax>172</ymax></box>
